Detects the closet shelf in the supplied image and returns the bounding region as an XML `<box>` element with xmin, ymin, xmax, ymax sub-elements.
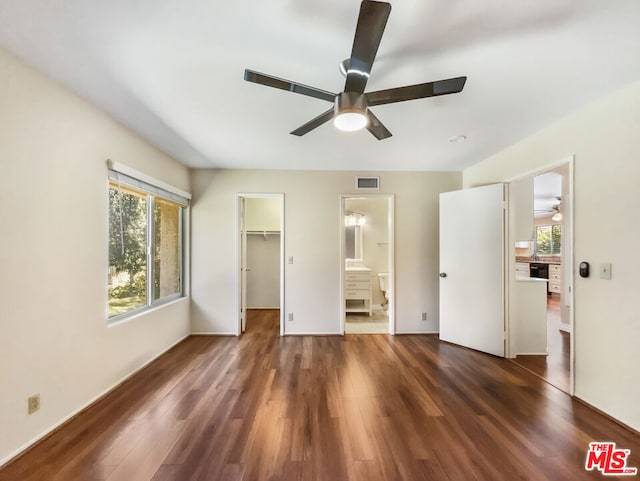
<box><xmin>246</xmin><ymin>230</ymin><xmax>280</xmax><ymax>239</ymax></box>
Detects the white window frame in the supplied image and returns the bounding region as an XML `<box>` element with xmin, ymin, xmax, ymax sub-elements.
<box><xmin>107</xmin><ymin>160</ymin><xmax>190</xmax><ymax>323</ymax></box>
<box><xmin>535</xmin><ymin>224</ymin><xmax>561</xmax><ymax>256</ymax></box>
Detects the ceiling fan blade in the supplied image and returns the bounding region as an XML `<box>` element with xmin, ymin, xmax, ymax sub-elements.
<box><xmin>366</xmin><ymin>76</ymin><xmax>467</xmax><ymax>106</ymax></box>
<box><xmin>244</xmin><ymin>69</ymin><xmax>336</xmax><ymax>103</ymax></box>
<box><xmin>290</xmin><ymin>108</ymin><xmax>335</xmax><ymax>136</ymax></box>
<box><xmin>344</xmin><ymin>1</ymin><xmax>391</xmax><ymax>94</ymax></box>
<box><xmin>366</xmin><ymin>110</ymin><xmax>392</xmax><ymax>140</ymax></box>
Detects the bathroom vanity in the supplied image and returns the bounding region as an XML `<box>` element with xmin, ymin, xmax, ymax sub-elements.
<box><xmin>345</xmin><ymin>266</ymin><xmax>372</xmax><ymax>316</ymax></box>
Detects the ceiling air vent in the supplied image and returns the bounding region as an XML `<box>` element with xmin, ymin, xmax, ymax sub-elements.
<box><xmin>356</xmin><ymin>177</ymin><xmax>379</xmax><ymax>190</ymax></box>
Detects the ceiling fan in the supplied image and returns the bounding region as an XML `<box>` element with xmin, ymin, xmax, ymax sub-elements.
<box><xmin>244</xmin><ymin>0</ymin><xmax>467</xmax><ymax>140</ymax></box>
<box><xmin>535</xmin><ymin>196</ymin><xmax>563</xmax><ymax>221</ymax></box>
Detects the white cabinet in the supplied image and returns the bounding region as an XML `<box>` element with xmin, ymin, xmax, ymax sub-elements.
<box><xmin>515</xmin><ymin>262</ymin><xmax>530</xmax><ymax>278</ymax></box>
<box><xmin>514</xmin><ymin>278</ymin><xmax>548</xmax><ymax>355</ymax></box>
<box><xmin>549</xmin><ymin>264</ymin><xmax>561</xmax><ymax>293</ymax></box>
<box><xmin>345</xmin><ymin>271</ymin><xmax>372</xmax><ymax>315</ymax></box>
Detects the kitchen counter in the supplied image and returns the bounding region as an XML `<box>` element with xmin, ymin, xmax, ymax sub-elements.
<box><xmin>516</xmin><ymin>256</ymin><xmax>561</xmax><ymax>265</ymax></box>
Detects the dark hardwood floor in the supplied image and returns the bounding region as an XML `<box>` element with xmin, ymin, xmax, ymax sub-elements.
<box><xmin>514</xmin><ymin>294</ymin><xmax>571</xmax><ymax>392</ymax></box>
<box><xmin>1</xmin><ymin>309</ymin><xmax>638</xmax><ymax>481</ymax></box>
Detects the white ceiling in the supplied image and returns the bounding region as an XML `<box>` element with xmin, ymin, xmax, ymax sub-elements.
<box><xmin>534</xmin><ymin>171</ymin><xmax>562</xmax><ymax>217</ymax></box>
<box><xmin>1</xmin><ymin>0</ymin><xmax>639</xmax><ymax>171</ymax></box>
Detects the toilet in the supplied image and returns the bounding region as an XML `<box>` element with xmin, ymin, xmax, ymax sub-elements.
<box><xmin>377</xmin><ymin>273</ymin><xmax>389</xmax><ymax>310</ymax></box>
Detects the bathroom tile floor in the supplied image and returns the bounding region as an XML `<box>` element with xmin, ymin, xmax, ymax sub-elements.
<box><xmin>345</xmin><ymin>305</ymin><xmax>389</xmax><ymax>333</ymax></box>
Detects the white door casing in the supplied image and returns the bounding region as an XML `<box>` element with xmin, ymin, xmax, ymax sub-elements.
<box><xmin>439</xmin><ymin>183</ymin><xmax>505</xmax><ymax>357</ymax></box>
<box><xmin>240</xmin><ymin>197</ymin><xmax>247</xmax><ymax>333</ymax></box>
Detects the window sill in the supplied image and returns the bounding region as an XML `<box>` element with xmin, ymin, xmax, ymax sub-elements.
<box><xmin>107</xmin><ymin>296</ymin><xmax>189</xmax><ymax>328</ymax></box>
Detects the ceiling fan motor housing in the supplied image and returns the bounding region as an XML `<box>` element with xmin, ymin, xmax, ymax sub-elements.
<box><xmin>335</xmin><ymin>91</ymin><xmax>368</xmax><ymax>116</ymax></box>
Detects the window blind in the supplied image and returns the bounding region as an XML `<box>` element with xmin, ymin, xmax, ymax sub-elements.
<box><xmin>107</xmin><ymin>160</ymin><xmax>191</xmax><ymax>207</ymax></box>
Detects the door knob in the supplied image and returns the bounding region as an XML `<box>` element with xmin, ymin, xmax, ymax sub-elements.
<box><xmin>439</xmin><ymin>273</ymin><xmax>447</xmax><ymax>278</ymax></box>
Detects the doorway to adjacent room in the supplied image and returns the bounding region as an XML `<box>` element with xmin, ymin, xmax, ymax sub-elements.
<box><xmin>340</xmin><ymin>194</ymin><xmax>395</xmax><ymax>334</ymax></box>
<box><xmin>237</xmin><ymin>194</ymin><xmax>284</xmax><ymax>336</ymax></box>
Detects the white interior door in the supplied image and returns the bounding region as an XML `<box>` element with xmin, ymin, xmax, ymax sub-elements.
<box><xmin>240</xmin><ymin>197</ymin><xmax>247</xmax><ymax>333</ymax></box>
<box><xmin>439</xmin><ymin>183</ymin><xmax>505</xmax><ymax>357</ymax></box>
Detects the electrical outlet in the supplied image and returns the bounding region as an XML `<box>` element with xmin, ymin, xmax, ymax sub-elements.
<box><xmin>288</xmin><ymin>313</ymin><xmax>294</xmax><ymax>322</ymax></box>
<box><xmin>28</xmin><ymin>394</ymin><xmax>40</xmax><ymax>415</ymax></box>
<box><xmin>421</xmin><ymin>312</ymin><xmax>427</xmax><ymax>321</ymax></box>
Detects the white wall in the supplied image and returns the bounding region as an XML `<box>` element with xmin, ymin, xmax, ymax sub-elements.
<box><xmin>190</xmin><ymin>170</ymin><xmax>461</xmax><ymax>335</ymax></box>
<box><xmin>464</xmin><ymin>80</ymin><xmax>640</xmax><ymax>431</ymax></box>
<box><xmin>345</xmin><ymin>198</ymin><xmax>389</xmax><ymax>305</ymax></box>
<box><xmin>0</xmin><ymin>47</ymin><xmax>191</xmax><ymax>464</ymax></box>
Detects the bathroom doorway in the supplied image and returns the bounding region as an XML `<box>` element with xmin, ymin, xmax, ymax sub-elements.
<box><xmin>340</xmin><ymin>194</ymin><xmax>394</xmax><ymax>334</ymax></box>
<box><xmin>237</xmin><ymin>194</ymin><xmax>285</xmax><ymax>336</ymax></box>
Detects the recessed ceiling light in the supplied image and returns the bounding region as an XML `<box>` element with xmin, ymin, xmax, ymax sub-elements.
<box><xmin>449</xmin><ymin>135</ymin><xmax>467</xmax><ymax>143</ymax></box>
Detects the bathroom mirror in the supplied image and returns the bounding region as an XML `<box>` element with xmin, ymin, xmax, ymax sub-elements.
<box><xmin>345</xmin><ymin>225</ymin><xmax>363</xmax><ymax>262</ymax></box>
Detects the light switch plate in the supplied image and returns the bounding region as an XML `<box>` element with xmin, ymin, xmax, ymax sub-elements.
<box><xmin>599</xmin><ymin>263</ymin><xmax>612</xmax><ymax>280</ymax></box>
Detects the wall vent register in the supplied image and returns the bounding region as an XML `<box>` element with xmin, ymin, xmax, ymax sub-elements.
<box><xmin>356</xmin><ymin>177</ymin><xmax>379</xmax><ymax>190</ymax></box>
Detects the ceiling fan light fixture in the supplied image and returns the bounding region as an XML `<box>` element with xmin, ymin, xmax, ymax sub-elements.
<box><xmin>334</xmin><ymin>92</ymin><xmax>368</xmax><ymax>132</ymax></box>
<box><xmin>552</xmin><ymin>212</ymin><xmax>562</xmax><ymax>222</ymax></box>
<box><xmin>334</xmin><ymin>111</ymin><xmax>368</xmax><ymax>132</ymax></box>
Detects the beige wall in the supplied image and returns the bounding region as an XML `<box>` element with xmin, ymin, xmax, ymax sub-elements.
<box><xmin>0</xmin><ymin>47</ymin><xmax>191</xmax><ymax>464</ymax></box>
<box><xmin>245</xmin><ymin>197</ymin><xmax>281</xmax><ymax>232</ymax></box>
<box><xmin>464</xmin><ymin>80</ymin><xmax>640</xmax><ymax>431</ymax></box>
<box><xmin>190</xmin><ymin>170</ymin><xmax>461</xmax><ymax>335</ymax></box>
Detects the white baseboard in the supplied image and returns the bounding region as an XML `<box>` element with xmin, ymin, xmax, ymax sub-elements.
<box><xmin>559</xmin><ymin>324</ymin><xmax>572</xmax><ymax>333</ymax></box>
<box><xmin>246</xmin><ymin>306</ymin><xmax>279</xmax><ymax>310</ymax></box>
<box><xmin>517</xmin><ymin>352</ymin><xmax>549</xmax><ymax>356</ymax></box>
<box><xmin>0</xmin><ymin>333</ymin><xmax>190</xmax><ymax>469</ymax></box>
<box><xmin>395</xmin><ymin>331</ymin><xmax>440</xmax><ymax>335</ymax></box>
<box><xmin>191</xmin><ymin>332</ymin><xmax>238</xmax><ymax>336</ymax></box>
<box><xmin>284</xmin><ymin>331</ymin><xmax>343</xmax><ymax>336</ymax></box>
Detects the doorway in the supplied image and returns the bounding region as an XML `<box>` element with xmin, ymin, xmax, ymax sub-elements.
<box><xmin>508</xmin><ymin>158</ymin><xmax>574</xmax><ymax>394</ymax></box>
<box><xmin>340</xmin><ymin>194</ymin><xmax>394</xmax><ymax>334</ymax></box>
<box><xmin>237</xmin><ymin>194</ymin><xmax>284</xmax><ymax>336</ymax></box>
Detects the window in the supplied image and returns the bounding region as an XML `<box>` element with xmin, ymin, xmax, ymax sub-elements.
<box><xmin>107</xmin><ymin>165</ymin><xmax>188</xmax><ymax>320</ymax></box>
<box><xmin>535</xmin><ymin>224</ymin><xmax>561</xmax><ymax>255</ymax></box>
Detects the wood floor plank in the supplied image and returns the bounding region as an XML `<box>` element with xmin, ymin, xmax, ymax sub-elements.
<box><xmin>1</xmin><ymin>309</ymin><xmax>638</xmax><ymax>481</ymax></box>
